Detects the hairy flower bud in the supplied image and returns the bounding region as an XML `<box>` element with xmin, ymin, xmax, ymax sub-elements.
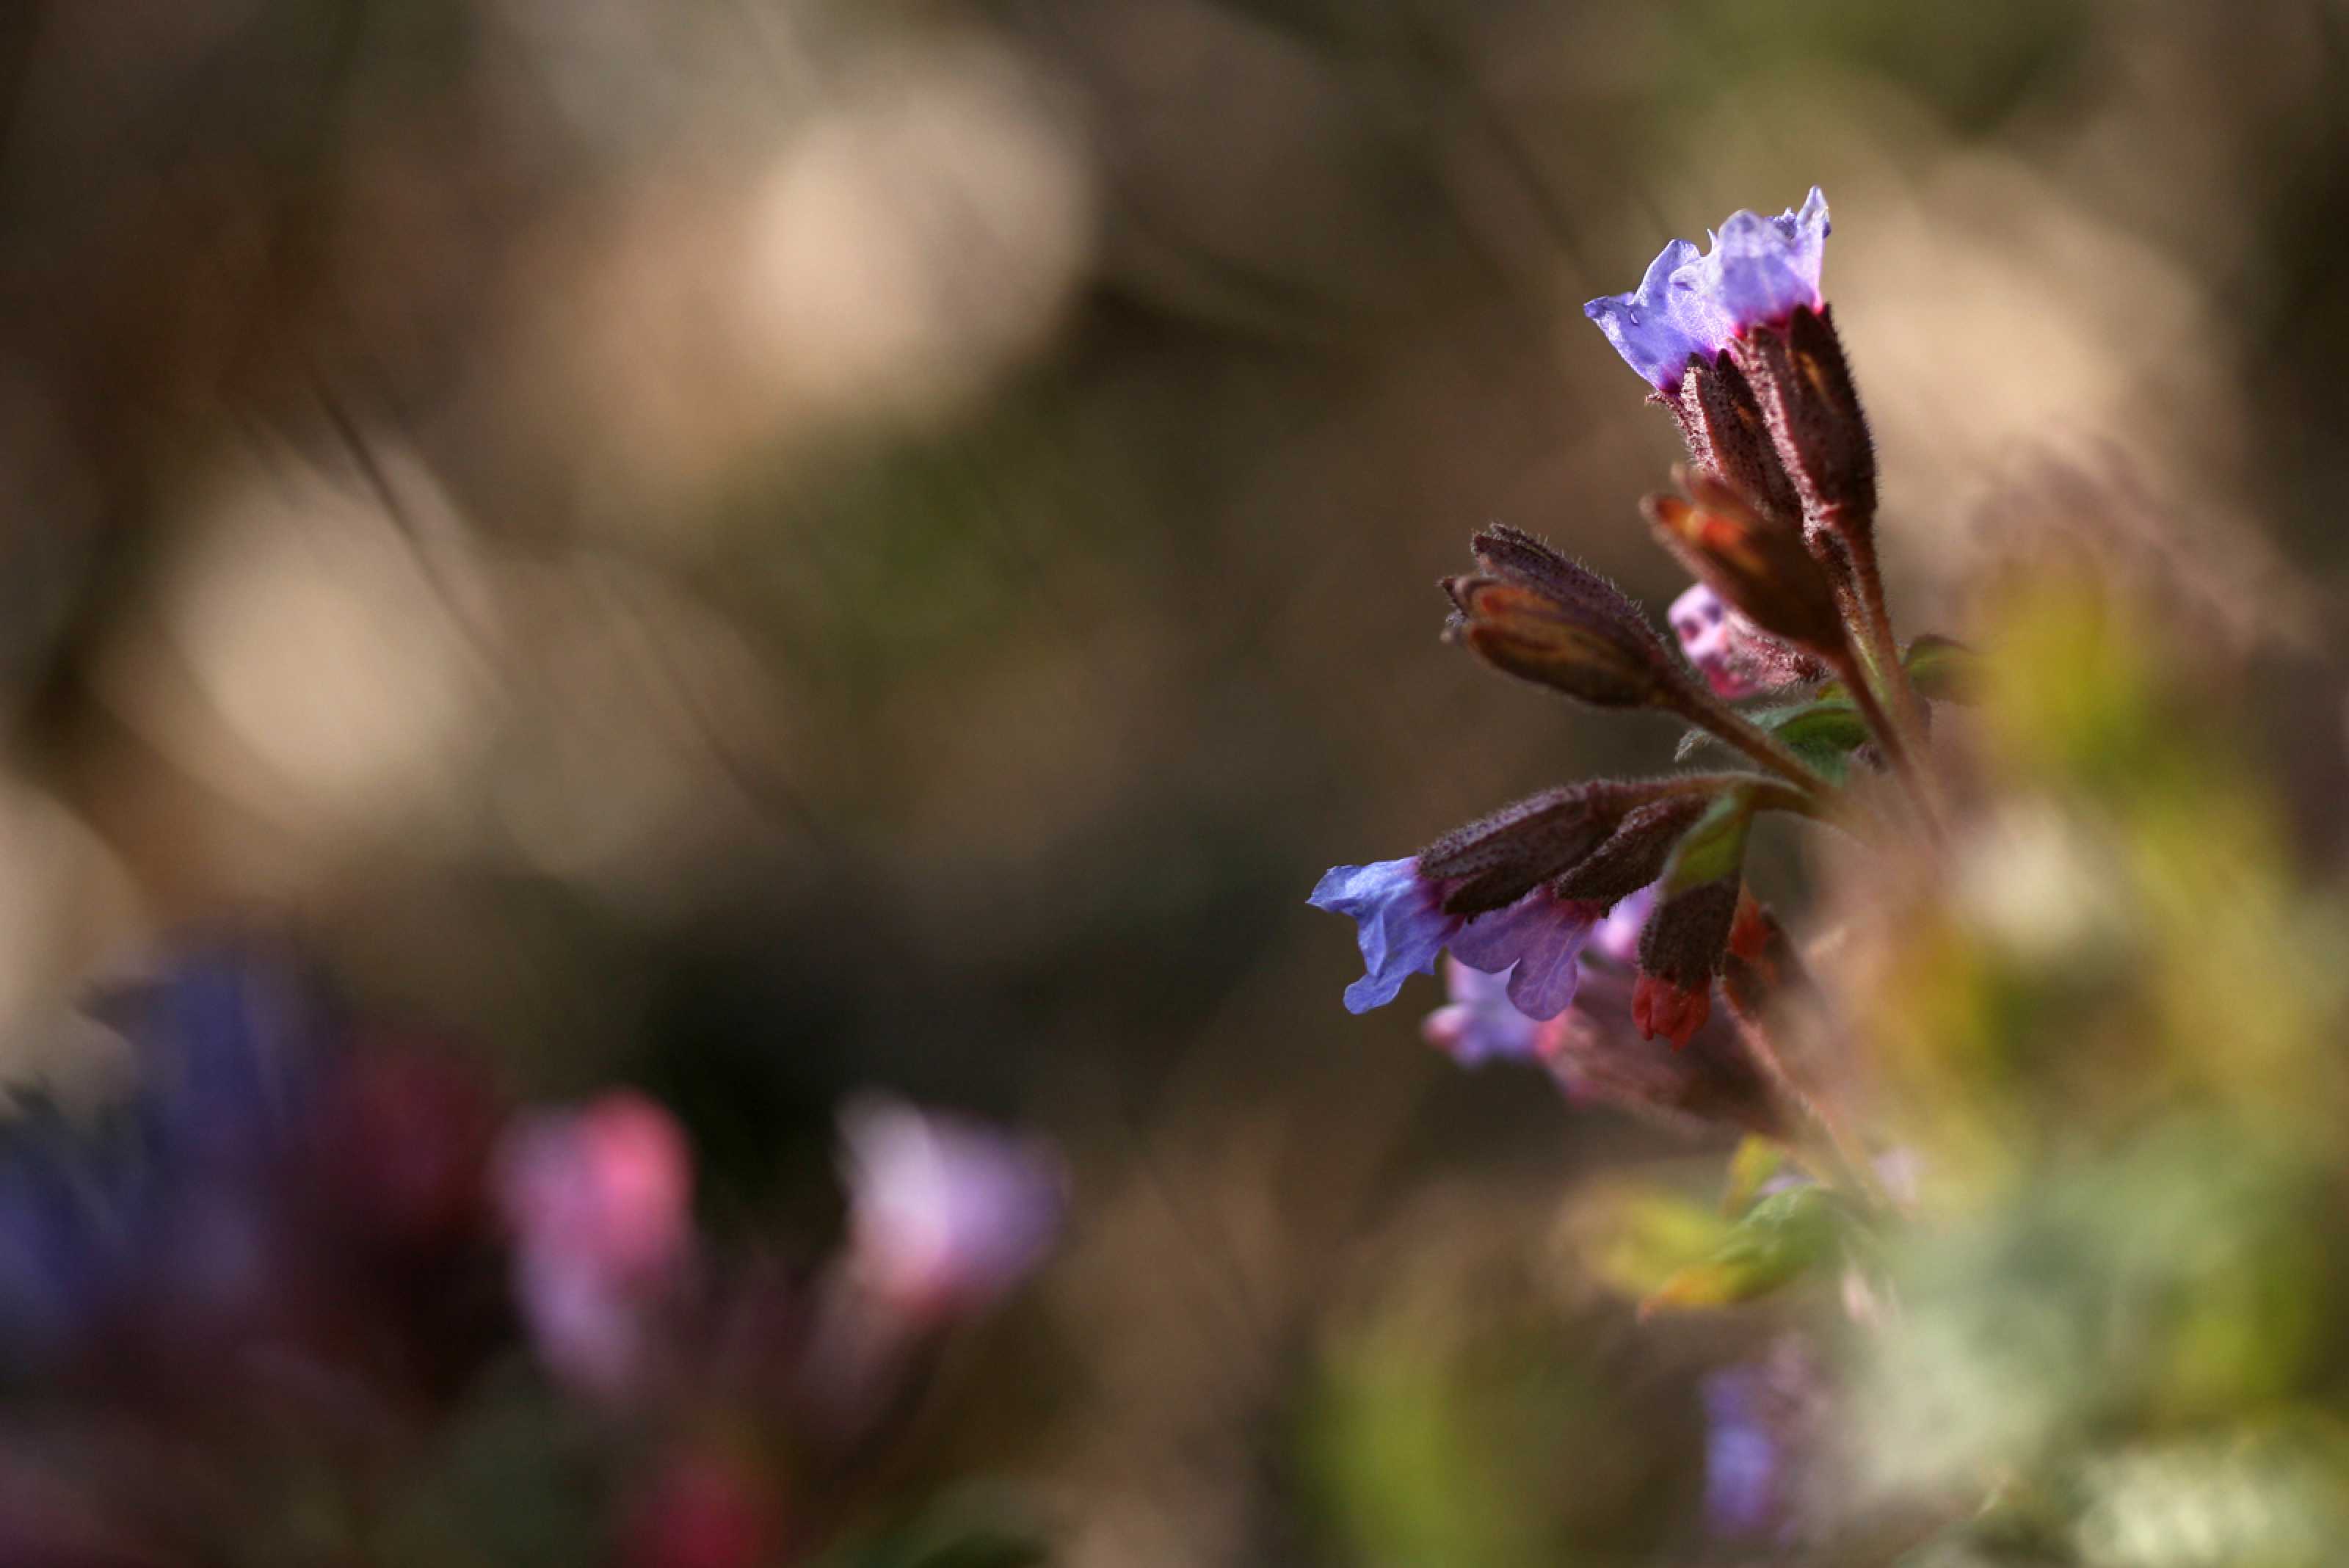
<box><xmin>1668</xmin><ymin>352</ymin><xmax>1802</xmax><ymax>526</ymax></box>
<box><xmin>1645</xmin><ymin>469</ymin><xmax>1848</xmax><ymax>657</ymax></box>
<box><xmin>1444</xmin><ymin>529</ymin><xmax>1695</xmax><ymax>711</ymax></box>
<box><xmin>1728</xmin><ymin>305</ymin><xmax>1876</xmax><ymax>537</ymax></box>
<box><xmin>1635</xmin><ymin>878</ymin><xmax>1743</xmax><ymax>1048</ymax></box>
<box><xmin>1417</xmin><ymin>783</ymin><xmax>1644</xmax><ymax>915</ymax></box>
<box><xmin>1551</xmin><ymin>796</ymin><xmax>1713</xmax><ymax>906</ymax></box>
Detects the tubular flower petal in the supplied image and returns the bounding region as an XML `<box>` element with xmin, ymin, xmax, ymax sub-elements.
<box><xmin>1448</xmin><ymin>889</ymin><xmax>1605</xmax><ymax>1019</ymax></box>
<box><xmin>1583</xmin><ymin>239</ymin><xmax>1722</xmax><ymax>391</ymax></box>
<box><xmin>1705</xmin><ymin>189</ymin><xmax>1830</xmax><ymax>333</ymax></box>
<box><xmin>1312</xmin><ymin>860</ymin><xmax>1612</xmax><ymax>1020</ymax></box>
<box><xmin>1585</xmin><ymin>189</ymin><xmax>1830</xmax><ymax>388</ymax></box>
<box><xmin>1309</xmin><ymin>858</ymin><xmax>1463</xmax><ymax>1014</ymax></box>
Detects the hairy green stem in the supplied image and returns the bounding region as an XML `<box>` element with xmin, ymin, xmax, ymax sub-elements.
<box><xmin>1829</xmin><ymin>647</ymin><xmax>1945</xmax><ymax>840</ymax></box>
<box><xmin>1672</xmin><ymin>686</ymin><xmax>1841</xmax><ymax>802</ymax></box>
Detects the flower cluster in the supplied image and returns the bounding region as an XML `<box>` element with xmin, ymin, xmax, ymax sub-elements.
<box><xmin>1304</xmin><ymin>186</ymin><xmax>2013</xmax><ymax>1558</ymax></box>
<box><xmin>1310</xmin><ymin>185</ymin><xmax>1950</xmax><ymax>1141</ymax></box>
<box><xmin>0</xmin><ymin>939</ymin><xmax>1065</xmax><ymax>1567</ymax></box>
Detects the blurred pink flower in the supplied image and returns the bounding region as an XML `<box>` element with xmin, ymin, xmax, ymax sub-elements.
<box><xmin>495</xmin><ymin>1092</ymin><xmax>694</xmax><ymax>1398</ymax></box>
<box><xmin>1669</xmin><ymin>583</ymin><xmax>1762</xmax><ymax>700</ymax></box>
<box><xmin>1590</xmin><ymin>884</ymin><xmax>1656</xmax><ymax>968</ymax></box>
<box><xmin>838</xmin><ymin>1096</ymin><xmax>1064</xmax><ymax>1322</ymax></box>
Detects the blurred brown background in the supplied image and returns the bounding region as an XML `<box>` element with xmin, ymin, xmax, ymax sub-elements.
<box><xmin>4</xmin><ymin>0</ymin><xmax>2348</xmax><ymax>1561</ymax></box>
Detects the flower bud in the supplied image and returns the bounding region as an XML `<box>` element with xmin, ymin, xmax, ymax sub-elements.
<box><xmin>1645</xmin><ymin>469</ymin><xmax>1847</xmax><ymax>657</ymax></box>
<box><xmin>1417</xmin><ymin>782</ymin><xmax>1649</xmax><ymax>915</ymax></box>
<box><xmin>1668</xmin><ymin>352</ymin><xmax>1802</xmax><ymax>526</ymax></box>
<box><xmin>1631</xmin><ymin>973</ymin><xmax>1713</xmax><ymax>1052</ymax></box>
<box><xmin>1728</xmin><ymin>305</ymin><xmax>1876</xmax><ymax>536</ymax></box>
<box><xmin>1550</xmin><ymin>796</ymin><xmax>1712</xmax><ymax>906</ymax></box>
<box><xmin>1669</xmin><ymin>584</ymin><xmax>1829</xmax><ymax>697</ymax></box>
<box><xmin>1635</xmin><ymin>877</ymin><xmax>1743</xmax><ymax>1048</ymax></box>
<box><xmin>1444</xmin><ymin>534</ymin><xmax>1696</xmax><ymax>712</ymax></box>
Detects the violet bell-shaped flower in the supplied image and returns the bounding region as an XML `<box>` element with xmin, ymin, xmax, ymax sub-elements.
<box><xmin>1420</xmin><ymin>884</ymin><xmax>1653</xmax><ymax>1067</ymax></box>
<box><xmin>1308</xmin><ymin>859</ymin><xmax>1605</xmax><ymax>1019</ymax></box>
<box><xmin>1585</xmin><ymin>189</ymin><xmax>1830</xmax><ymax>390</ymax></box>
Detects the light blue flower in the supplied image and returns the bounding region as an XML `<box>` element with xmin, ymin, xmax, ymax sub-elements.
<box><xmin>1312</xmin><ymin>860</ymin><xmax>1611</xmax><ymax>1020</ymax></box>
<box><xmin>1585</xmin><ymin>189</ymin><xmax>1831</xmax><ymax>388</ymax></box>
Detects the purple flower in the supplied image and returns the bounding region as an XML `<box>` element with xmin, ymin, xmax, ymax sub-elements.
<box><xmin>838</xmin><ymin>1096</ymin><xmax>1064</xmax><ymax>1321</ymax></box>
<box><xmin>1310</xmin><ymin>859</ymin><xmax>1608</xmax><ymax>1019</ymax></box>
<box><xmin>1421</xmin><ymin>959</ymin><xmax>1552</xmax><ymax>1067</ymax></box>
<box><xmin>1585</xmin><ymin>189</ymin><xmax>1830</xmax><ymax>389</ymax></box>
<box><xmin>1699</xmin><ymin>1337</ymin><xmax>1827</xmax><ymax>1543</ymax></box>
<box><xmin>1702</xmin><ymin>1364</ymin><xmax>1784</xmax><ymax>1536</ymax></box>
<box><xmin>1448</xmin><ymin>888</ymin><xmax>1602</xmax><ymax>1019</ymax></box>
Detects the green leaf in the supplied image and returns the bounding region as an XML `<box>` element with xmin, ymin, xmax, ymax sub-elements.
<box><xmin>1575</xmin><ymin>1182</ymin><xmax>1737</xmax><ymax>1299</ymax></box>
<box><xmin>1641</xmin><ymin>1186</ymin><xmax>1843</xmax><ymax>1314</ymax></box>
<box><xmin>1904</xmin><ymin>634</ymin><xmax>1983</xmax><ymax>704</ymax></box>
<box><xmin>1722</xmin><ymin>1134</ymin><xmax>1790</xmax><ymax>1217</ymax></box>
<box><xmin>1660</xmin><ymin>786</ymin><xmax>1754</xmax><ymax>894</ymax></box>
<box><xmin>1678</xmin><ymin>697</ymin><xmax>1871</xmax><ymax>784</ymax></box>
<box><xmin>1771</xmin><ymin>701</ymin><xmax>1869</xmax><ymax>784</ymax></box>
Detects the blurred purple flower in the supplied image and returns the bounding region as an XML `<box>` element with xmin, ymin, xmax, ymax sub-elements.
<box><xmin>1701</xmin><ymin>1363</ymin><xmax>1782</xmax><ymax>1536</ymax></box>
<box><xmin>0</xmin><ymin>1130</ymin><xmax>116</xmax><ymax>1372</ymax></box>
<box><xmin>1585</xmin><ymin>189</ymin><xmax>1830</xmax><ymax>389</ymax></box>
<box><xmin>1308</xmin><ymin>860</ymin><xmax>1605</xmax><ymax>1018</ymax></box>
<box><xmin>93</xmin><ymin>939</ymin><xmax>339</xmax><ymax>1175</ymax></box>
<box><xmin>1421</xmin><ymin>959</ymin><xmax>1551</xmax><ymax>1067</ymax></box>
<box><xmin>496</xmin><ymin>1092</ymin><xmax>695</xmax><ymax>1398</ymax></box>
<box><xmin>0</xmin><ymin>945</ymin><xmax>349</xmax><ymax>1375</ymax></box>
<box><xmin>1590</xmin><ymin>884</ymin><xmax>1656</xmax><ymax>968</ymax></box>
<box><xmin>1699</xmin><ymin>1337</ymin><xmax>1827</xmax><ymax>1544</ymax></box>
<box><xmin>838</xmin><ymin>1095</ymin><xmax>1064</xmax><ymax>1321</ymax></box>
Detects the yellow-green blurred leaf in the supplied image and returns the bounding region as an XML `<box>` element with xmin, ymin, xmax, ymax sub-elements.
<box><xmin>1721</xmin><ymin>1134</ymin><xmax>1789</xmax><ymax>1217</ymax></box>
<box><xmin>1642</xmin><ymin>1186</ymin><xmax>1841</xmax><ymax>1315</ymax></box>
